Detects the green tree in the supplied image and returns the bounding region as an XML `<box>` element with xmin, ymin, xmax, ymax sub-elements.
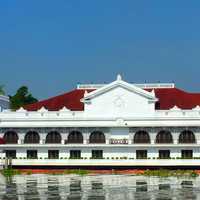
<box><xmin>0</xmin><ymin>85</ymin><xmax>5</xmax><ymax>95</ymax></box>
<box><xmin>10</xmin><ymin>86</ymin><xmax>38</xmax><ymax>110</ymax></box>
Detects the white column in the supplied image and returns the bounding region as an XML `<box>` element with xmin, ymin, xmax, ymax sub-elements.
<box><xmin>40</xmin><ymin>131</ymin><xmax>47</xmax><ymax>144</ymax></box>
<box><xmin>150</xmin><ymin>129</ymin><xmax>157</xmax><ymax>144</ymax></box>
<box><xmin>18</xmin><ymin>131</ymin><xmax>25</xmax><ymax>144</ymax></box>
<box><xmin>195</xmin><ymin>129</ymin><xmax>200</xmax><ymax>144</ymax></box>
<box><xmin>128</xmin><ymin>131</ymin><xmax>133</xmax><ymax>144</ymax></box>
<box><xmin>61</xmin><ymin>131</ymin><xmax>68</xmax><ymax>144</ymax></box>
<box><xmin>83</xmin><ymin>131</ymin><xmax>89</xmax><ymax>144</ymax></box>
<box><xmin>106</xmin><ymin>138</ymin><xmax>109</xmax><ymax>144</ymax></box>
<box><xmin>173</xmin><ymin>128</ymin><xmax>179</xmax><ymax>144</ymax></box>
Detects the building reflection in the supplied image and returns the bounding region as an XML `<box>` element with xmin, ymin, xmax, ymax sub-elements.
<box><xmin>87</xmin><ymin>181</ymin><xmax>105</xmax><ymax>200</ymax></box>
<box><xmin>134</xmin><ymin>181</ymin><xmax>150</xmax><ymax>200</ymax></box>
<box><xmin>47</xmin><ymin>178</ymin><xmax>61</xmax><ymax>200</ymax></box>
<box><xmin>25</xmin><ymin>180</ymin><xmax>40</xmax><ymax>200</ymax></box>
<box><xmin>67</xmin><ymin>179</ymin><xmax>82</xmax><ymax>200</ymax></box>
<box><xmin>155</xmin><ymin>183</ymin><xmax>172</xmax><ymax>200</ymax></box>
<box><xmin>179</xmin><ymin>181</ymin><xmax>197</xmax><ymax>200</ymax></box>
<box><xmin>1</xmin><ymin>174</ymin><xmax>200</xmax><ymax>200</ymax></box>
<box><xmin>2</xmin><ymin>179</ymin><xmax>18</xmax><ymax>200</ymax></box>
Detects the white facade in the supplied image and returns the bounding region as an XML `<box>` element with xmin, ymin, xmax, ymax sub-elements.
<box><xmin>1</xmin><ymin>75</ymin><xmax>200</xmax><ymax>167</ymax></box>
<box><xmin>0</xmin><ymin>95</ymin><xmax>9</xmax><ymax>112</ymax></box>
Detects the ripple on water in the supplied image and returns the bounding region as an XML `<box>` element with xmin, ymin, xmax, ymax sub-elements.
<box><xmin>0</xmin><ymin>174</ymin><xmax>199</xmax><ymax>200</ymax></box>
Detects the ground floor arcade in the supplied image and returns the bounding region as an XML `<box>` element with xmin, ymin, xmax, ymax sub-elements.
<box><xmin>1</xmin><ymin>127</ymin><xmax>200</xmax><ymax>167</ymax></box>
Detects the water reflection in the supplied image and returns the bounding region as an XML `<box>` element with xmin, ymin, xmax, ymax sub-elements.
<box><xmin>179</xmin><ymin>180</ymin><xmax>197</xmax><ymax>200</ymax></box>
<box><xmin>0</xmin><ymin>174</ymin><xmax>200</xmax><ymax>200</ymax></box>
<box><xmin>155</xmin><ymin>184</ymin><xmax>172</xmax><ymax>200</ymax></box>
<box><xmin>87</xmin><ymin>181</ymin><xmax>105</xmax><ymax>200</ymax></box>
<box><xmin>67</xmin><ymin>179</ymin><xmax>82</xmax><ymax>200</ymax></box>
<box><xmin>47</xmin><ymin>178</ymin><xmax>61</xmax><ymax>200</ymax></box>
<box><xmin>136</xmin><ymin>181</ymin><xmax>148</xmax><ymax>192</ymax></box>
<box><xmin>25</xmin><ymin>180</ymin><xmax>40</xmax><ymax>200</ymax></box>
<box><xmin>2</xmin><ymin>180</ymin><xmax>18</xmax><ymax>200</ymax></box>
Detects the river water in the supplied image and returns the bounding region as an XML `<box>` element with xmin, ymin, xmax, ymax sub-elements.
<box><xmin>0</xmin><ymin>173</ymin><xmax>199</xmax><ymax>200</ymax></box>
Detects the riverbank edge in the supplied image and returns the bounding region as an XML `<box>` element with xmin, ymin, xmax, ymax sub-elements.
<box><xmin>1</xmin><ymin>168</ymin><xmax>200</xmax><ymax>177</ymax></box>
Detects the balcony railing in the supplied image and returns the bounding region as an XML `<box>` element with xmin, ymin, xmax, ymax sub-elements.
<box><xmin>109</xmin><ymin>139</ymin><xmax>128</xmax><ymax>144</ymax></box>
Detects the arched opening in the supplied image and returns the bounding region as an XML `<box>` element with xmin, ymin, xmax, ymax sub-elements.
<box><xmin>24</xmin><ymin>131</ymin><xmax>40</xmax><ymax>144</ymax></box>
<box><xmin>45</xmin><ymin>131</ymin><xmax>61</xmax><ymax>144</ymax></box>
<box><xmin>67</xmin><ymin>131</ymin><xmax>83</xmax><ymax>144</ymax></box>
<box><xmin>3</xmin><ymin>131</ymin><xmax>18</xmax><ymax>144</ymax></box>
<box><xmin>155</xmin><ymin>130</ymin><xmax>173</xmax><ymax>144</ymax></box>
<box><xmin>89</xmin><ymin>131</ymin><xmax>105</xmax><ymax>143</ymax></box>
<box><xmin>179</xmin><ymin>130</ymin><xmax>196</xmax><ymax>144</ymax></box>
<box><xmin>133</xmin><ymin>131</ymin><xmax>150</xmax><ymax>144</ymax></box>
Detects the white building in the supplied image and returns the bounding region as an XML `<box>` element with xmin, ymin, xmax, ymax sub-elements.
<box><xmin>1</xmin><ymin>75</ymin><xmax>200</xmax><ymax>168</ymax></box>
<box><xmin>0</xmin><ymin>95</ymin><xmax>9</xmax><ymax>112</ymax></box>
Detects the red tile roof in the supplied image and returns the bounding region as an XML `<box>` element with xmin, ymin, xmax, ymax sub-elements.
<box><xmin>24</xmin><ymin>89</ymin><xmax>94</xmax><ymax>111</ymax></box>
<box><xmin>153</xmin><ymin>88</ymin><xmax>200</xmax><ymax>110</ymax></box>
<box><xmin>24</xmin><ymin>88</ymin><xmax>200</xmax><ymax>111</ymax></box>
<box><xmin>0</xmin><ymin>138</ymin><xmax>5</xmax><ymax>144</ymax></box>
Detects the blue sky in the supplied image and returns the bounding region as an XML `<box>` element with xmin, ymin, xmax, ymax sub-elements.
<box><xmin>0</xmin><ymin>1</ymin><xmax>200</xmax><ymax>99</ymax></box>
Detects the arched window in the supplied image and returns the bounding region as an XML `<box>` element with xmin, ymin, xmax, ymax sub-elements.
<box><xmin>179</xmin><ymin>130</ymin><xmax>196</xmax><ymax>144</ymax></box>
<box><xmin>133</xmin><ymin>131</ymin><xmax>150</xmax><ymax>144</ymax></box>
<box><xmin>89</xmin><ymin>131</ymin><xmax>105</xmax><ymax>143</ymax></box>
<box><xmin>24</xmin><ymin>131</ymin><xmax>40</xmax><ymax>144</ymax></box>
<box><xmin>67</xmin><ymin>131</ymin><xmax>83</xmax><ymax>143</ymax></box>
<box><xmin>45</xmin><ymin>131</ymin><xmax>61</xmax><ymax>144</ymax></box>
<box><xmin>155</xmin><ymin>130</ymin><xmax>173</xmax><ymax>144</ymax></box>
<box><xmin>3</xmin><ymin>131</ymin><xmax>18</xmax><ymax>144</ymax></box>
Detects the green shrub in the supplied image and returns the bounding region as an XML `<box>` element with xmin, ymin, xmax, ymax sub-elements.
<box><xmin>143</xmin><ymin>169</ymin><xmax>198</xmax><ymax>177</ymax></box>
<box><xmin>63</xmin><ymin>169</ymin><xmax>89</xmax><ymax>176</ymax></box>
<box><xmin>1</xmin><ymin>168</ymin><xmax>21</xmax><ymax>177</ymax></box>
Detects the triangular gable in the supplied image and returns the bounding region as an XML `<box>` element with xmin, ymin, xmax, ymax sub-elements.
<box><xmin>82</xmin><ymin>74</ymin><xmax>158</xmax><ymax>102</ymax></box>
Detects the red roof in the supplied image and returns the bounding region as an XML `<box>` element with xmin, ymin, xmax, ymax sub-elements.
<box><xmin>0</xmin><ymin>138</ymin><xmax>5</xmax><ymax>144</ymax></box>
<box><xmin>151</xmin><ymin>88</ymin><xmax>200</xmax><ymax>110</ymax></box>
<box><xmin>24</xmin><ymin>88</ymin><xmax>200</xmax><ymax>111</ymax></box>
<box><xmin>24</xmin><ymin>89</ymin><xmax>94</xmax><ymax>111</ymax></box>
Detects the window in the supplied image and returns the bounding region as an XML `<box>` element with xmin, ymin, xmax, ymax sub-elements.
<box><xmin>3</xmin><ymin>131</ymin><xmax>18</xmax><ymax>144</ymax></box>
<box><xmin>156</xmin><ymin>131</ymin><xmax>173</xmax><ymax>144</ymax></box>
<box><xmin>70</xmin><ymin>150</ymin><xmax>81</xmax><ymax>159</ymax></box>
<box><xmin>67</xmin><ymin>131</ymin><xmax>83</xmax><ymax>144</ymax></box>
<box><xmin>159</xmin><ymin>150</ymin><xmax>170</xmax><ymax>159</ymax></box>
<box><xmin>136</xmin><ymin>150</ymin><xmax>147</xmax><ymax>159</ymax></box>
<box><xmin>48</xmin><ymin>150</ymin><xmax>59</xmax><ymax>159</ymax></box>
<box><xmin>5</xmin><ymin>150</ymin><xmax>16</xmax><ymax>159</ymax></box>
<box><xmin>92</xmin><ymin>150</ymin><xmax>103</xmax><ymax>159</ymax></box>
<box><xmin>181</xmin><ymin>150</ymin><xmax>193</xmax><ymax>159</ymax></box>
<box><xmin>179</xmin><ymin>130</ymin><xmax>196</xmax><ymax>144</ymax></box>
<box><xmin>89</xmin><ymin>131</ymin><xmax>105</xmax><ymax>143</ymax></box>
<box><xmin>46</xmin><ymin>131</ymin><xmax>61</xmax><ymax>144</ymax></box>
<box><xmin>27</xmin><ymin>150</ymin><xmax>38</xmax><ymax>159</ymax></box>
<box><xmin>134</xmin><ymin>131</ymin><xmax>150</xmax><ymax>144</ymax></box>
<box><xmin>24</xmin><ymin>131</ymin><xmax>40</xmax><ymax>144</ymax></box>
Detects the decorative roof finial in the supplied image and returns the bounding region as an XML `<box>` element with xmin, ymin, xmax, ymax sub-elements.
<box><xmin>84</xmin><ymin>90</ymin><xmax>88</xmax><ymax>97</ymax></box>
<box><xmin>117</xmin><ymin>74</ymin><xmax>122</xmax><ymax>81</ymax></box>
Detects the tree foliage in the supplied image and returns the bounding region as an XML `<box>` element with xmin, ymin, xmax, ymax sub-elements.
<box><xmin>10</xmin><ymin>86</ymin><xmax>38</xmax><ymax>110</ymax></box>
<box><xmin>0</xmin><ymin>85</ymin><xmax>5</xmax><ymax>95</ymax></box>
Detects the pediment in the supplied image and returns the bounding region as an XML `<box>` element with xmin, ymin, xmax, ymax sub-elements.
<box><xmin>82</xmin><ymin>75</ymin><xmax>157</xmax><ymax>103</ymax></box>
<box><xmin>82</xmin><ymin>75</ymin><xmax>158</xmax><ymax>117</ymax></box>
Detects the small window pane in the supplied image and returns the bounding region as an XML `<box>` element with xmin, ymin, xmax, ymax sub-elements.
<box><xmin>92</xmin><ymin>150</ymin><xmax>103</xmax><ymax>159</ymax></box>
<box><xmin>27</xmin><ymin>150</ymin><xmax>38</xmax><ymax>159</ymax></box>
<box><xmin>5</xmin><ymin>150</ymin><xmax>16</xmax><ymax>159</ymax></box>
<box><xmin>70</xmin><ymin>150</ymin><xmax>81</xmax><ymax>159</ymax></box>
<box><xmin>136</xmin><ymin>150</ymin><xmax>147</xmax><ymax>159</ymax></box>
<box><xmin>48</xmin><ymin>150</ymin><xmax>59</xmax><ymax>159</ymax></box>
<box><xmin>159</xmin><ymin>150</ymin><xmax>170</xmax><ymax>159</ymax></box>
<box><xmin>181</xmin><ymin>150</ymin><xmax>193</xmax><ymax>159</ymax></box>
